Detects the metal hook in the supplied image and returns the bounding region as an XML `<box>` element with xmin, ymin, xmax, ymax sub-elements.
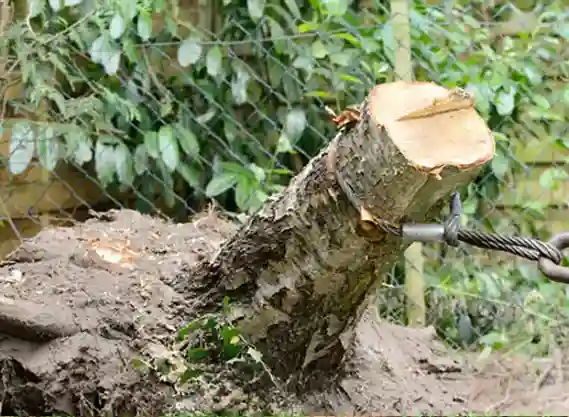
<box><xmin>538</xmin><ymin>232</ymin><xmax>569</xmax><ymax>284</ymax></box>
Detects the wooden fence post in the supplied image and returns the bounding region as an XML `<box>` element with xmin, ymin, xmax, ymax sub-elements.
<box><xmin>390</xmin><ymin>0</ymin><xmax>426</xmax><ymax>328</ymax></box>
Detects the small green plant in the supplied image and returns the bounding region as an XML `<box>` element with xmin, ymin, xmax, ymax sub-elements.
<box><xmin>132</xmin><ymin>297</ymin><xmax>276</xmax><ymax>387</ymax></box>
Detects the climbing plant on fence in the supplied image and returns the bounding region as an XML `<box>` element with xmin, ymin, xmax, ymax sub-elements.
<box><xmin>404</xmin><ymin>1</ymin><xmax>569</xmax><ymax>353</ymax></box>
<box><xmin>4</xmin><ymin>0</ymin><xmax>569</xmax><ymax>352</ymax></box>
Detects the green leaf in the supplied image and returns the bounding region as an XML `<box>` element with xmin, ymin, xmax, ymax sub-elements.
<box><xmin>120</xmin><ymin>0</ymin><xmax>138</xmax><ymax>20</ymax></box>
<box><xmin>276</xmin><ymin>134</ymin><xmax>293</xmax><ymax>154</ymax></box>
<box><xmin>109</xmin><ymin>14</ymin><xmax>126</xmax><ymax>39</ymax></box>
<box><xmin>144</xmin><ymin>131</ymin><xmax>159</xmax><ymax>159</ymax></box>
<box><xmin>333</xmin><ymin>32</ymin><xmax>359</xmax><ymax>46</ymax></box>
<box><xmin>304</xmin><ymin>90</ymin><xmax>334</xmax><ymax>99</ymax></box>
<box><xmin>284</xmin><ymin>0</ymin><xmax>301</xmax><ymax>18</ymax></box>
<box><xmin>292</xmin><ymin>55</ymin><xmax>312</xmax><ymax>70</ymax></box>
<box><xmin>267</xmin><ymin>18</ymin><xmax>285</xmax><ymax>54</ymax></box>
<box><xmin>539</xmin><ymin>167</ymin><xmax>569</xmax><ymax>190</ymax></box>
<box><xmin>176</xmin><ymin>125</ymin><xmax>200</xmax><ymax>159</ymax></box>
<box><xmin>247</xmin><ymin>0</ymin><xmax>265</xmax><ymax>22</ymax></box>
<box><xmin>137</xmin><ymin>11</ymin><xmax>153</xmax><ymax>41</ymax></box>
<box><xmin>361</xmin><ymin>37</ymin><xmax>380</xmax><ymax>53</ymax></box>
<box><xmin>114</xmin><ymin>142</ymin><xmax>134</xmax><ymax>185</ymax></box>
<box><xmin>523</xmin><ymin>65</ymin><xmax>542</xmax><ymax>85</ymax></box>
<box><xmin>103</xmin><ymin>49</ymin><xmax>121</xmax><ymax>75</ymax></box>
<box><xmin>478</xmin><ymin>332</ymin><xmax>508</xmax><ymax>349</ymax></box>
<box><xmin>28</xmin><ymin>0</ymin><xmax>45</xmax><ymax>17</ymax></box>
<box><xmin>311</xmin><ymin>40</ymin><xmax>328</xmax><ymax>59</ymax></box>
<box><xmin>494</xmin><ymin>88</ymin><xmax>516</xmax><ymax>116</ymax></box>
<box><xmin>177</xmin><ymin>38</ymin><xmax>203</xmax><ymax>67</ymax></box>
<box><xmin>248</xmin><ymin>163</ymin><xmax>265</xmax><ymax>182</ymax></box>
<box><xmin>338</xmin><ymin>73</ymin><xmax>362</xmax><ymax>84</ymax></box>
<box><xmin>231</xmin><ymin>64</ymin><xmax>250</xmax><ymax>105</ymax></box>
<box><xmin>246</xmin><ymin>346</ymin><xmax>263</xmax><ymax>363</ymax></box>
<box><xmin>157</xmin><ymin>160</ymin><xmax>176</xmax><ymax>207</ymax></box>
<box><xmin>9</xmin><ymin>121</ymin><xmax>35</xmax><ymax>175</ymax></box>
<box><xmin>186</xmin><ymin>347</ymin><xmax>209</xmax><ymax>361</ymax></box>
<box><xmin>133</xmin><ymin>144</ymin><xmax>149</xmax><ymax>175</ymax></box>
<box><xmin>235</xmin><ymin>178</ymin><xmax>253</xmax><ymax>211</ymax></box>
<box><xmin>221</xmin><ymin>325</ymin><xmax>241</xmax><ymax>346</ymax></box>
<box><xmin>478</xmin><ymin>272</ymin><xmax>501</xmax><ymax>298</ymax></box>
<box><xmin>325</xmin><ymin>0</ymin><xmax>348</xmax><ymax>16</ymax></box>
<box><xmin>330</xmin><ymin>51</ymin><xmax>353</xmax><ymax>66</ymax></box>
<box><xmin>533</xmin><ymin>94</ymin><xmax>550</xmax><ymax>110</ymax></box>
<box><xmin>94</xmin><ymin>139</ymin><xmax>117</xmax><ymax>186</ymax></box>
<box><xmin>158</xmin><ymin>125</ymin><xmax>180</xmax><ymax>172</ymax></box>
<box><xmin>164</xmin><ymin>16</ymin><xmax>177</xmax><ymax>36</ymax></box>
<box><xmin>177</xmin><ymin>164</ymin><xmax>201</xmax><ymax>188</ymax></box>
<box><xmin>89</xmin><ymin>36</ymin><xmax>105</xmax><ymax>63</ymax></box>
<box><xmin>195</xmin><ymin>109</ymin><xmax>216</xmax><ymax>124</ymax></box>
<box><xmin>46</xmin><ymin>90</ymin><xmax>67</xmax><ymax>116</ymax></box>
<box><xmin>37</xmin><ymin>126</ymin><xmax>61</xmax><ymax>172</ymax></box>
<box><xmin>563</xmin><ymin>87</ymin><xmax>569</xmax><ymax>106</ymax></box>
<box><xmin>64</xmin><ymin>130</ymin><xmax>92</xmax><ymax>165</ymax></box>
<box><xmin>178</xmin><ymin>317</ymin><xmax>208</xmax><ymax>340</ymax></box>
<box><xmin>130</xmin><ymin>358</ymin><xmax>151</xmax><ymax>371</ymax></box>
<box><xmin>179</xmin><ymin>368</ymin><xmax>202</xmax><ymax>384</ymax></box>
<box><xmin>490</xmin><ymin>152</ymin><xmax>510</xmax><ymax>180</ymax></box>
<box><xmin>206</xmin><ymin>46</ymin><xmax>223</xmax><ymax>78</ymax></box>
<box><xmin>297</xmin><ymin>22</ymin><xmax>319</xmax><ymax>33</ymax></box>
<box><xmin>284</xmin><ymin>108</ymin><xmax>306</xmax><ymax>142</ymax></box>
<box><xmin>220</xmin><ymin>162</ymin><xmax>248</xmax><ymax>175</ymax></box>
<box><xmin>205</xmin><ymin>173</ymin><xmax>238</xmax><ymax>197</ymax></box>
<box><xmin>48</xmin><ymin>0</ymin><xmax>61</xmax><ymax>12</ymax></box>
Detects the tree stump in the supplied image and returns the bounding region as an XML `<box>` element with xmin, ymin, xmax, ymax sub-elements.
<box><xmin>175</xmin><ymin>81</ymin><xmax>495</xmax><ymax>388</ymax></box>
<box><xmin>0</xmin><ymin>81</ymin><xmax>494</xmax><ymax>415</ymax></box>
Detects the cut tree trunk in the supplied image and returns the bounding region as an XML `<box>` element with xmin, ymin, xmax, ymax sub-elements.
<box><xmin>0</xmin><ymin>81</ymin><xmax>495</xmax><ymax>416</ymax></box>
<box><xmin>175</xmin><ymin>81</ymin><xmax>495</xmax><ymax>389</ymax></box>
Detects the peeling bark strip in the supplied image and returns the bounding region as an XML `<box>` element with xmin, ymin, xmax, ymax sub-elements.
<box><xmin>181</xmin><ymin>81</ymin><xmax>495</xmax><ymax>387</ymax></box>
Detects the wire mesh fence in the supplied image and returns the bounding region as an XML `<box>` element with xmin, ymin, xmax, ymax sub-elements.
<box><xmin>1</xmin><ymin>0</ymin><xmax>569</xmax><ymax>365</ymax></box>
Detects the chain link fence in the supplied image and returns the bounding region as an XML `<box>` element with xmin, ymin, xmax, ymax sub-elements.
<box><xmin>2</xmin><ymin>0</ymin><xmax>569</xmax><ymax>374</ymax></box>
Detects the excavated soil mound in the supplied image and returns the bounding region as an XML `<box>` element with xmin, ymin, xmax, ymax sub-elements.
<box><xmin>0</xmin><ymin>209</ymin><xmax>238</xmax><ymax>415</ymax></box>
<box><xmin>0</xmin><ymin>208</ymin><xmax>566</xmax><ymax>416</ymax></box>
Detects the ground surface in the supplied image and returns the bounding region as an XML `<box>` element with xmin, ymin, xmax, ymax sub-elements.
<box><xmin>0</xmin><ymin>208</ymin><xmax>566</xmax><ymax>415</ymax></box>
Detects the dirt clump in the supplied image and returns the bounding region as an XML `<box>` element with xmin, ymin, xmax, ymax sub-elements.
<box><xmin>0</xmin><ymin>208</ymin><xmax>567</xmax><ymax>416</ymax></box>
<box><xmin>0</xmin><ymin>208</ymin><xmax>237</xmax><ymax>415</ymax></box>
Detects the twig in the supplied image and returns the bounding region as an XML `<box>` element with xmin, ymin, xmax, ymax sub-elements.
<box><xmin>534</xmin><ymin>361</ymin><xmax>553</xmax><ymax>392</ymax></box>
<box><xmin>553</xmin><ymin>344</ymin><xmax>564</xmax><ymax>385</ymax></box>
<box><xmin>0</xmin><ymin>196</ymin><xmax>23</xmax><ymax>245</ymax></box>
<box><xmin>485</xmin><ymin>376</ymin><xmax>512</xmax><ymax>414</ymax></box>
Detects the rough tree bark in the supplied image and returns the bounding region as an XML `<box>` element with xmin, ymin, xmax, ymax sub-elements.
<box><xmin>175</xmin><ymin>81</ymin><xmax>495</xmax><ymax>390</ymax></box>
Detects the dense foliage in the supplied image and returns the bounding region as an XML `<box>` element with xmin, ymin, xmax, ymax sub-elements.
<box><xmin>4</xmin><ymin>0</ymin><xmax>569</xmax><ymax>355</ymax></box>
